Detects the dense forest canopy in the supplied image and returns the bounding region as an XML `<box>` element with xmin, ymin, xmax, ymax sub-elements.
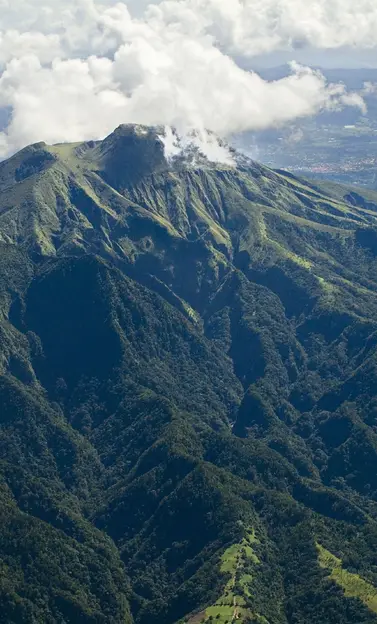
<box><xmin>2</xmin><ymin>125</ymin><xmax>377</xmax><ymax>622</ymax></box>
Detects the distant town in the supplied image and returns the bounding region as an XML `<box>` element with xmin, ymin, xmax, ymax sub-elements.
<box><xmin>235</xmin><ymin>67</ymin><xmax>377</xmax><ymax>189</ymax></box>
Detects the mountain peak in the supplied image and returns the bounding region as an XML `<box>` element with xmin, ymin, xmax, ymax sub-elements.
<box><xmin>96</xmin><ymin>124</ymin><xmax>169</xmax><ymax>189</ymax></box>
<box><xmin>93</xmin><ymin>124</ymin><xmax>240</xmax><ymax>190</ymax></box>
<box><xmin>0</xmin><ymin>125</ymin><xmax>244</xmax><ymax>196</ymax></box>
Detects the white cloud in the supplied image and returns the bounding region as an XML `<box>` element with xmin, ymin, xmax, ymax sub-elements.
<box><xmin>159</xmin><ymin>126</ymin><xmax>236</xmax><ymax>165</ymax></box>
<box><xmin>155</xmin><ymin>0</ymin><xmax>377</xmax><ymax>58</ymax></box>
<box><xmin>363</xmin><ymin>81</ymin><xmax>377</xmax><ymax>96</ymax></box>
<box><xmin>0</xmin><ymin>0</ymin><xmax>373</xmax><ymax>158</ymax></box>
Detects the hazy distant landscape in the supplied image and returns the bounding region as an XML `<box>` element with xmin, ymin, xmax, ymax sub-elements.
<box><xmin>235</xmin><ymin>67</ymin><xmax>377</xmax><ymax>188</ymax></box>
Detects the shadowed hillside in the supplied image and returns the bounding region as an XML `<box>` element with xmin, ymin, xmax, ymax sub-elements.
<box><xmin>3</xmin><ymin>125</ymin><xmax>377</xmax><ymax>623</ymax></box>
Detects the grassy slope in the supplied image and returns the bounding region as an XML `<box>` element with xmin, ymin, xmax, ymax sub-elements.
<box><xmin>198</xmin><ymin>530</ymin><xmax>266</xmax><ymax>624</ymax></box>
<box><xmin>317</xmin><ymin>543</ymin><xmax>377</xmax><ymax>613</ymax></box>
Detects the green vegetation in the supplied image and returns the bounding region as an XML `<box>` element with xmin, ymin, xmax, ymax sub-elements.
<box><xmin>194</xmin><ymin>530</ymin><xmax>261</xmax><ymax>624</ymax></box>
<box><xmin>317</xmin><ymin>543</ymin><xmax>377</xmax><ymax>613</ymax></box>
<box><xmin>4</xmin><ymin>125</ymin><xmax>377</xmax><ymax>622</ymax></box>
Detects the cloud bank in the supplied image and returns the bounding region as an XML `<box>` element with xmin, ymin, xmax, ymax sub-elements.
<box><xmin>0</xmin><ymin>0</ymin><xmax>374</xmax><ymax>157</ymax></box>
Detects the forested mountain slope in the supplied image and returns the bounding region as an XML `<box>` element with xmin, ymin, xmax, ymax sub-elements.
<box><xmin>2</xmin><ymin>125</ymin><xmax>377</xmax><ymax>623</ymax></box>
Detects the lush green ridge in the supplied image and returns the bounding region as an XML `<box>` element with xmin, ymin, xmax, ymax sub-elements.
<box><xmin>317</xmin><ymin>543</ymin><xmax>377</xmax><ymax>613</ymax></box>
<box><xmin>189</xmin><ymin>529</ymin><xmax>264</xmax><ymax>624</ymax></box>
<box><xmin>3</xmin><ymin>125</ymin><xmax>377</xmax><ymax>622</ymax></box>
